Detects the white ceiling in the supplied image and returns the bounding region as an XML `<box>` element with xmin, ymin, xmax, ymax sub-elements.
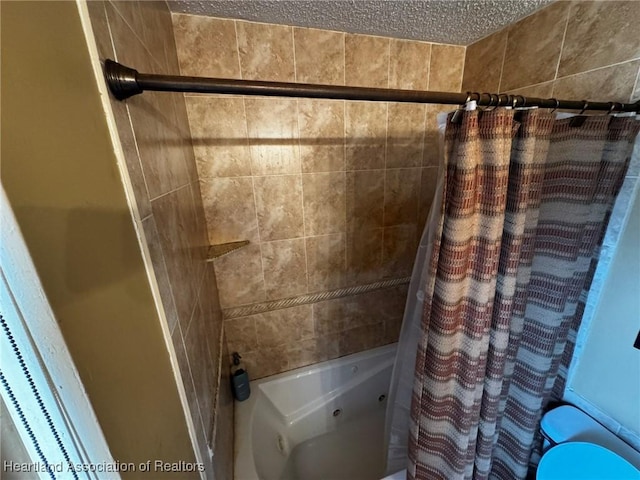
<box><xmin>168</xmin><ymin>0</ymin><xmax>554</xmax><ymax>46</ymax></box>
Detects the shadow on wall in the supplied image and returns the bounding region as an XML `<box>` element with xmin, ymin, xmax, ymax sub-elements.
<box><xmin>14</xmin><ymin>206</ymin><xmax>145</xmax><ymax>296</ymax></box>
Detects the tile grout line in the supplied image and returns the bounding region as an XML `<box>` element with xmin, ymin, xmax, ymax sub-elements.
<box><xmin>239</xmin><ymin>65</ymin><xmax>268</xmax><ymax>305</ymax></box>
<box><xmin>497</xmin><ymin>27</ymin><xmax>510</xmax><ymax>93</ymax></box>
<box><xmin>291</xmin><ymin>25</ymin><xmax>298</xmax><ymax>83</ymax></box>
<box><xmin>418</xmin><ymin>104</ymin><xmax>428</xmax><ymax>226</ymax></box>
<box><xmin>108</xmin><ymin>1</ymin><xmax>163</xmax><ymax>72</ymax></box>
<box><xmin>290</xmin><ymin>29</ymin><xmax>309</xmax><ymax>296</ymax></box>
<box><xmin>342</xmin><ymin>32</ymin><xmax>346</xmax><ymax>86</ymax></box>
<box><xmin>458</xmin><ymin>45</ymin><xmax>467</xmax><ymax>93</ymax></box>
<box><xmin>426</xmin><ymin>44</ymin><xmax>432</xmax><ymax>91</ymax></box>
<box><xmin>233</xmin><ymin>20</ymin><xmax>243</xmax><ymax>79</ymax></box>
<box><xmin>381</xmin><ymin>38</ymin><xmax>391</xmax><ymax>270</ymax></box>
<box><xmin>149</xmin><ymin>181</ymin><xmax>191</xmax><ymax>203</ymax></box>
<box><xmin>555</xmin><ymin>58</ymin><xmax>640</xmax><ymax>81</ymax></box>
<box><xmin>294</xmin><ymin>103</ymin><xmax>311</xmax><ymax>297</ymax></box>
<box><xmin>551</xmin><ymin>4</ymin><xmax>572</xmax><ymax>95</ymax></box>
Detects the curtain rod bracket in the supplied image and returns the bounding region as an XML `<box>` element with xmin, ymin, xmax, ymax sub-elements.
<box><xmin>104</xmin><ymin>59</ymin><xmax>142</xmax><ymax>100</ymax></box>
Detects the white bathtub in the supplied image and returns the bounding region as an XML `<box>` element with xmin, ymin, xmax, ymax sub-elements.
<box><xmin>234</xmin><ymin>344</ymin><xmax>398</xmax><ymax>480</ymax></box>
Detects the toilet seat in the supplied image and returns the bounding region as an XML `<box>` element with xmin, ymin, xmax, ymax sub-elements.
<box><xmin>537</xmin><ymin>442</ymin><xmax>640</xmax><ymax>479</ymax></box>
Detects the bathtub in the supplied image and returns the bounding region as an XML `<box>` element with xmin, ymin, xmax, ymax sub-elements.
<box><xmin>234</xmin><ymin>344</ymin><xmax>398</xmax><ymax>480</ymax></box>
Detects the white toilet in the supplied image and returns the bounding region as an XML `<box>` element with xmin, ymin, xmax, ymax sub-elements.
<box><xmin>537</xmin><ymin>405</ymin><xmax>640</xmax><ymax>479</ymax></box>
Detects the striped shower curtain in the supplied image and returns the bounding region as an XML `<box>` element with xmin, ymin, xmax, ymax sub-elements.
<box><xmin>407</xmin><ymin>108</ymin><xmax>639</xmax><ymax>479</ymax></box>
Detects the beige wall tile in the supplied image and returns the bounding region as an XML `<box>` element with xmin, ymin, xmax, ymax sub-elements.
<box><xmin>142</xmin><ymin>217</ymin><xmax>179</xmax><ymax>333</ymax></box>
<box><xmin>201</xmin><ymin>177</ymin><xmax>258</xmax><ymax>244</ymax></box>
<box><xmin>87</xmin><ymin>1</ymin><xmax>115</xmax><ymax>61</ymax></box>
<box><xmin>151</xmin><ymin>187</ymin><xmax>199</xmax><ymax>332</ymax></box>
<box><xmin>462</xmin><ymin>29</ymin><xmax>507</xmax><ymax>93</ymax></box>
<box><xmin>346</xmin><ymin>227</ymin><xmax>383</xmax><ymax>284</ymax></box>
<box><xmin>200</xmin><ymin>265</ymin><xmax>224</xmax><ymax>346</ymax></box>
<box><xmin>171</xmin><ymin>324</ymin><xmax>204</xmax><ymax>443</ymax></box>
<box><xmin>383</xmin><ymin>224</ymin><xmax>418</xmax><ymax>278</ymax></box>
<box><xmin>346</xmin><ymin>170</ymin><xmax>385</xmax><ymax>230</ymax></box>
<box><xmin>559</xmin><ymin>1</ymin><xmax>640</xmax><ymax>78</ymax></box>
<box><xmin>139</xmin><ymin>2</ymin><xmax>175</xmax><ymax>73</ymax></box>
<box><xmin>176</xmin><ymin>100</ymin><xmax>201</xmax><ymax>185</ymax></box>
<box><xmin>384</xmin><ymin>316</ymin><xmax>403</xmax><ymax>344</ymax></box>
<box><xmin>286</xmin><ymin>338</ymin><xmax>333</xmax><ymax>370</ymax></box>
<box><xmin>108</xmin><ymin>99</ymin><xmax>152</xmax><ymax>218</ymax></box>
<box><xmin>254</xmin><ymin>305</ymin><xmax>314</xmax><ymax>349</ymax></box>
<box><xmin>505</xmin><ymin>81</ymin><xmax>554</xmax><ymax>99</ymax></box>
<box><xmin>110</xmin><ymin>1</ymin><xmax>144</xmax><ymax>43</ymax></box>
<box><xmin>552</xmin><ymin>61</ymin><xmax>640</xmax><ymax>103</ymax></box>
<box><xmin>245</xmin><ymin>98</ymin><xmax>301</xmax><ymax>175</ymax></box>
<box><xmin>127</xmin><ymin>91</ymin><xmax>192</xmax><ymax>199</ymax></box>
<box><xmin>298</xmin><ymin>99</ymin><xmax>345</xmax><ymax>173</ymax></box>
<box><xmin>106</xmin><ymin>3</ymin><xmax>159</xmax><ymax>74</ymax></box>
<box><xmin>423</xmin><ymin>104</ymin><xmax>444</xmax><ymax>167</ymax></box>
<box><xmin>376</xmin><ymin>284</ymin><xmax>409</xmax><ymax>321</ymax></box>
<box><xmin>314</xmin><ymin>290</ymin><xmax>384</xmax><ymax>336</ymax></box>
<box><xmin>387</xmin><ymin>103</ymin><xmax>426</xmax><ymax>168</ymax></box>
<box><xmin>172</xmin><ymin>14</ymin><xmax>240</xmax><ymax>78</ymax></box>
<box><xmin>306</xmin><ymin>234</ymin><xmax>347</xmax><ymax>292</ymax></box>
<box><xmin>261</xmin><ymin>239</ymin><xmax>308</xmax><ymax>299</ymax></box>
<box><xmin>633</xmin><ymin>68</ymin><xmax>640</xmax><ymax>103</ymax></box>
<box><xmin>254</xmin><ymin>175</ymin><xmax>304</xmax><ymax>241</ymax></box>
<box><xmin>109</xmin><ymin>7</ymin><xmax>191</xmax><ymax>199</ymax></box>
<box><xmin>419</xmin><ymin>167</ymin><xmax>440</xmax><ymax>233</ymax></box>
<box><xmin>500</xmin><ymin>2</ymin><xmax>570</xmax><ymax>91</ymax></box>
<box><xmin>345</xmin><ymin>34</ymin><xmax>389</xmax><ymax>88</ymax></box>
<box><xmin>294</xmin><ymin>27</ymin><xmax>345</xmax><ymax>85</ymax></box>
<box><xmin>302</xmin><ymin>172</ymin><xmax>346</xmax><ymax>235</ymax></box>
<box><xmin>339</xmin><ymin>323</ymin><xmax>385</xmax><ymax>356</ymax></box>
<box><xmin>213</xmin><ymin>244</ymin><xmax>266</xmax><ymax>308</ymax></box>
<box><xmin>185</xmin><ymin>301</ymin><xmax>217</xmax><ymax>442</ymax></box>
<box><xmin>185</xmin><ymin>97</ymin><xmax>251</xmax><ymax>178</ymax></box>
<box><xmin>224</xmin><ymin>317</ymin><xmax>258</xmax><ymax>353</ymax></box>
<box><xmin>345</xmin><ymin>102</ymin><xmax>387</xmax><ymax>170</ymax></box>
<box><xmin>389</xmin><ymin>39</ymin><xmax>431</xmax><ymax>91</ymax></box>
<box><xmin>384</xmin><ymin>168</ymin><xmax>420</xmax><ymax>226</ymax></box>
<box><xmin>189</xmin><ymin>182</ymin><xmax>211</xmax><ymax>259</ymax></box>
<box><xmin>429</xmin><ymin>44</ymin><xmax>465</xmax><ymax>92</ymax></box>
<box><xmin>237</xmin><ymin>21</ymin><xmax>295</xmax><ymax>81</ymax></box>
<box><xmin>241</xmin><ymin>348</ymin><xmax>288</xmax><ymax>379</ymax></box>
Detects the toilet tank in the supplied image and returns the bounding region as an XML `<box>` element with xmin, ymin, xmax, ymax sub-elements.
<box><xmin>540</xmin><ymin>405</ymin><xmax>640</xmax><ymax>470</ymax></box>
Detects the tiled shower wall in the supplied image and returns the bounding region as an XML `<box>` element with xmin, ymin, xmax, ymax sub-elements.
<box><xmin>87</xmin><ymin>3</ymin><xmax>232</xmax><ymax>479</ymax></box>
<box><xmin>462</xmin><ymin>1</ymin><xmax>640</xmax><ymax>104</ymax></box>
<box><xmin>171</xmin><ymin>13</ymin><xmax>466</xmax><ymax>378</ymax></box>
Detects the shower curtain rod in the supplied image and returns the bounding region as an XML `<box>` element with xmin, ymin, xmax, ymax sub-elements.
<box><xmin>105</xmin><ymin>59</ymin><xmax>640</xmax><ymax>113</ymax></box>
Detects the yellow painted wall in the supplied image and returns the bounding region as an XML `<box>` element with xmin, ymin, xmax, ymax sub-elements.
<box><xmin>1</xmin><ymin>2</ymin><xmax>197</xmax><ymax>476</ymax></box>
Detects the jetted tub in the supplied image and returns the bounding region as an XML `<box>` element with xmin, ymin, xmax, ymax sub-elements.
<box><xmin>234</xmin><ymin>344</ymin><xmax>399</xmax><ymax>480</ymax></box>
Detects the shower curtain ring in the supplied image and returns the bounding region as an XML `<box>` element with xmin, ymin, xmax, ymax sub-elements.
<box><xmin>484</xmin><ymin>93</ymin><xmax>498</xmax><ymax>111</ymax></box>
<box><xmin>451</xmin><ymin>92</ymin><xmax>473</xmax><ymax>123</ymax></box>
<box><xmin>579</xmin><ymin>100</ymin><xmax>589</xmax><ymax>114</ymax></box>
<box><xmin>605</xmin><ymin>102</ymin><xmax>620</xmax><ymax>115</ymax></box>
<box><xmin>550</xmin><ymin>99</ymin><xmax>560</xmax><ymax>113</ymax></box>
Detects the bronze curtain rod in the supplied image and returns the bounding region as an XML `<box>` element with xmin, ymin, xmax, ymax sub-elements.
<box><xmin>104</xmin><ymin>60</ymin><xmax>640</xmax><ymax>113</ymax></box>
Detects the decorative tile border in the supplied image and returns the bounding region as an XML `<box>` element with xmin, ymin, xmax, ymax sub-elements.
<box><xmin>222</xmin><ymin>276</ymin><xmax>411</xmax><ymax>319</ymax></box>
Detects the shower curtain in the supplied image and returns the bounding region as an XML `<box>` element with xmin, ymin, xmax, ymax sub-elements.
<box><xmin>384</xmin><ymin>107</ymin><xmax>639</xmax><ymax>480</ymax></box>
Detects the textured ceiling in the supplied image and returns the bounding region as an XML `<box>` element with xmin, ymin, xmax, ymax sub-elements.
<box><xmin>168</xmin><ymin>0</ymin><xmax>553</xmax><ymax>46</ymax></box>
